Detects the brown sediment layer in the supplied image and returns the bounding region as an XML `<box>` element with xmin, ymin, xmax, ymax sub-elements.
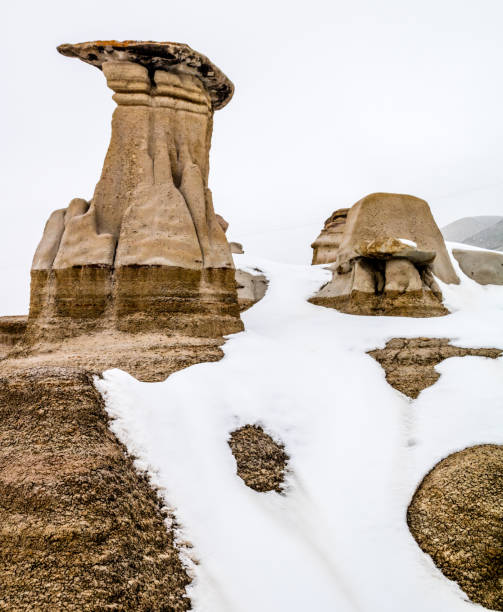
<box><xmin>0</xmin><ymin>367</ymin><xmax>191</xmax><ymax>611</ymax></box>
<box><xmin>310</xmin><ymin>290</ymin><xmax>448</xmax><ymax>318</ymax></box>
<box><xmin>408</xmin><ymin>444</ymin><xmax>503</xmax><ymax>611</ymax></box>
<box><xmin>29</xmin><ymin>266</ymin><xmax>241</xmax><ymax>339</ymax></box>
<box><xmin>368</xmin><ymin>337</ymin><xmax>502</xmax><ymax>398</ymax></box>
<box><xmin>0</xmin><ymin>316</ymin><xmax>27</xmax><ymax>359</ymax></box>
<box><xmin>228</xmin><ymin>425</ymin><xmax>288</xmax><ymax>493</ymax></box>
<box><xmin>115</xmin><ymin>266</ymin><xmax>242</xmax><ymax>336</ymax></box>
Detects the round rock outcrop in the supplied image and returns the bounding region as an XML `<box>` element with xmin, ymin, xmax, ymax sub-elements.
<box><xmin>408</xmin><ymin>444</ymin><xmax>503</xmax><ymax>611</ymax></box>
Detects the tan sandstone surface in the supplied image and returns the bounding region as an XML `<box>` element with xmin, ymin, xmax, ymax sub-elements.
<box><xmin>408</xmin><ymin>444</ymin><xmax>503</xmax><ymax>611</ymax></box>
<box><xmin>452</xmin><ymin>248</ymin><xmax>503</xmax><ymax>286</ymax></box>
<box><xmin>368</xmin><ymin>337</ymin><xmax>502</xmax><ymax>398</ymax></box>
<box><xmin>310</xmin><ymin>193</ymin><xmax>459</xmax><ymax>317</ymax></box>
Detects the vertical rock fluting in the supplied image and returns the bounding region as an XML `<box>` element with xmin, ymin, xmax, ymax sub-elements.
<box><xmin>28</xmin><ymin>42</ymin><xmax>242</xmax><ymax>343</ymax></box>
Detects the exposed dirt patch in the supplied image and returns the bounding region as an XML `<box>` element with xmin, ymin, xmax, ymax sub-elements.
<box><xmin>408</xmin><ymin>444</ymin><xmax>503</xmax><ymax>611</ymax></box>
<box><xmin>368</xmin><ymin>337</ymin><xmax>501</xmax><ymax>398</ymax></box>
<box><xmin>228</xmin><ymin>425</ymin><xmax>288</xmax><ymax>493</ymax></box>
<box><xmin>0</xmin><ymin>367</ymin><xmax>191</xmax><ymax>611</ymax></box>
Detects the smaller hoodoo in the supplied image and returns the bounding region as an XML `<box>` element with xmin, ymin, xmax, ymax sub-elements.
<box><xmin>310</xmin><ymin>192</ymin><xmax>459</xmax><ymax>317</ymax></box>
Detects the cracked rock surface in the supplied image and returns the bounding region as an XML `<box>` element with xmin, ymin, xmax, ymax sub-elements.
<box><xmin>408</xmin><ymin>444</ymin><xmax>503</xmax><ymax>611</ymax></box>
<box><xmin>368</xmin><ymin>337</ymin><xmax>501</xmax><ymax>398</ymax></box>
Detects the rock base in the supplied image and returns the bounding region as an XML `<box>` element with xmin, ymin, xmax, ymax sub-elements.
<box><xmin>310</xmin><ymin>290</ymin><xmax>448</xmax><ymax>318</ymax></box>
<box><xmin>27</xmin><ymin>265</ymin><xmax>243</xmax><ymax>343</ymax></box>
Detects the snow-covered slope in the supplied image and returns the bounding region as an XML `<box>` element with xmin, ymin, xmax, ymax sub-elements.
<box><xmin>97</xmin><ymin>245</ymin><xmax>503</xmax><ymax>612</ymax></box>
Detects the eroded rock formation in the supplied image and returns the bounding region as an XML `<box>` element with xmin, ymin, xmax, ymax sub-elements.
<box><xmin>368</xmin><ymin>337</ymin><xmax>502</xmax><ymax>398</ymax></box>
<box><xmin>310</xmin><ymin>193</ymin><xmax>459</xmax><ymax>316</ymax></box>
<box><xmin>0</xmin><ymin>367</ymin><xmax>191</xmax><ymax>610</ymax></box>
<box><xmin>408</xmin><ymin>445</ymin><xmax>503</xmax><ymax>611</ymax></box>
<box><xmin>452</xmin><ymin>248</ymin><xmax>503</xmax><ymax>285</ymax></box>
<box><xmin>28</xmin><ymin>41</ymin><xmax>242</xmax><ymax>352</ymax></box>
<box><xmin>311</xmin><ymin>208</ymin><xmax>349</xmax><ymax>264</ymax></box>
<box><xmin>228</xmin><ymin>425</ymin><xmax>288</xmax><ymax>493</ymax></box>
<box><xmin>235</xmin><ymin>269</ymin><xmax>268</xmax><ymax>311</ymax></box>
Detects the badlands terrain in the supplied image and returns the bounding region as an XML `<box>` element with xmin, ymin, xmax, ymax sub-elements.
<box><xmin>1</xmin><ymin>39</ymin><xmax>503</xmax><ymax>612</ymax></box>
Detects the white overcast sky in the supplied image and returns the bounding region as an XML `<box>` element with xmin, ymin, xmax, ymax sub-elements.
<box><xmin>2</xmin><ymin>0</ymin><xmax>503</xmax><ymax>313</ymax></box>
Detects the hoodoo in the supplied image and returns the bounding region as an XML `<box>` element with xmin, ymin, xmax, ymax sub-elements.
<box><xmin>310</xmin><ymin>192</ymin><xmax>459</xmax><ymax>317</ymax></box>
<box><xmin>29</xmin><ymin>41</ymin><xmax>242</xmax><ymax>350</ymax></box>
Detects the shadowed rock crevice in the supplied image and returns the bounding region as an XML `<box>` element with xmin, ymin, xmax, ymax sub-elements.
<box><xmin>408</xmin><ymin>445</ymin><xmax>503</xmax><ymax>611</ymax></box>
<box><xmin>0</xmin><ymin>367</ymin><xmax>191</xmax><ymax>611</ymax></box>
<box><xmin>228</xmin><ymin>425</ymin><xmax>288</xmax><ymax>493</ymax></box>
<box><xmin>368</xmin><ymin>337</ymin><xmax>502</xmax><ymax>398</ymax></box>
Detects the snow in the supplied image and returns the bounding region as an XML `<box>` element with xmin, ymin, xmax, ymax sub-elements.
<box><xmin>398</xmin><ymin>238</ymin><xmax>417</xmax><ymax>248</ymax></box>
<box><xmin>97</xmin><ymin>241</ymin><xmax>503</xmax><ymax>612</ymax></box>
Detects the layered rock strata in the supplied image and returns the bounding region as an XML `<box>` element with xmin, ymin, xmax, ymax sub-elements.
<box><xmin>452</xmin><ymin>248</ymin><xmax>503</xmax><ymax>285</ymax></box>
<box><xmin>311</xmin><ymin>208</ymin><xmax>349</xmax><ymax>264</ymax></box>
<box><xmin>28</xmin><ymin>41</ymin><xmax>242</xmax><ymax>351</ymax></box>
<box><xmin>0</xmin><ymin>316</ymin><xmax>27</xmax><ymax>359</ymax></box>
<box><xmin>228</xmin><ymin>425</ymin><xmax>288</xmax><ymax>493</ymax></box>
<box><xmin>0</xmin><ymin>367</ymin><xmax>191</xmax><ymax>610</ymax></box>
<box><xmin>408</xmin><ymin>445</ymin><xmax>503</xmax><ymax>611</ymax></box>
<box><xmin>368</xmin><ymin>337</ymin><xmax>502</xmax><ymax>398</ymax></box>
<box><xmin>310</xmin><ymin>193</ymin><xmax>459</xmax><ymax>316</ymax></box>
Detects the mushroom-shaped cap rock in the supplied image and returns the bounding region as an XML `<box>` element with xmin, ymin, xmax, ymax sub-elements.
<box><xmin>57</xmin><ymin>40</ymin><xmax>234</xmax><ymax>110</ymax></box>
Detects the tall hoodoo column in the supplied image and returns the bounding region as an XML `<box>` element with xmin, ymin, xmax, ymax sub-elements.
<box><xmin>30</xmin><ymin>41</ymin><xmax>242</xmax><ymax>339</ymax></box>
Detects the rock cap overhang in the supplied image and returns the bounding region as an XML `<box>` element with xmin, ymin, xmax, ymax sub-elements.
<box><xmin>57</xmin><ymin>40</ymin><xmax>234</xmax><ymax>110</ymax></box>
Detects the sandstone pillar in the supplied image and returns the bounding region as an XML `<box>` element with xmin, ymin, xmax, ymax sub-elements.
<box><xmin>30</xmin><ymin>41</ymin><xmax>242</xmax><ymax>339</ymax></box>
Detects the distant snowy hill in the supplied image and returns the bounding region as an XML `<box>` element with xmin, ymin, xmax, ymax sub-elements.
<box><xmin>442</xmin><ymin>216</ymin><xmax>503</xmax><ymax>251</ymax></box>
<box><xmin>464</xmin><ymin>218</ymin><xmax>503</xmax><ymax>251</ymax></box>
